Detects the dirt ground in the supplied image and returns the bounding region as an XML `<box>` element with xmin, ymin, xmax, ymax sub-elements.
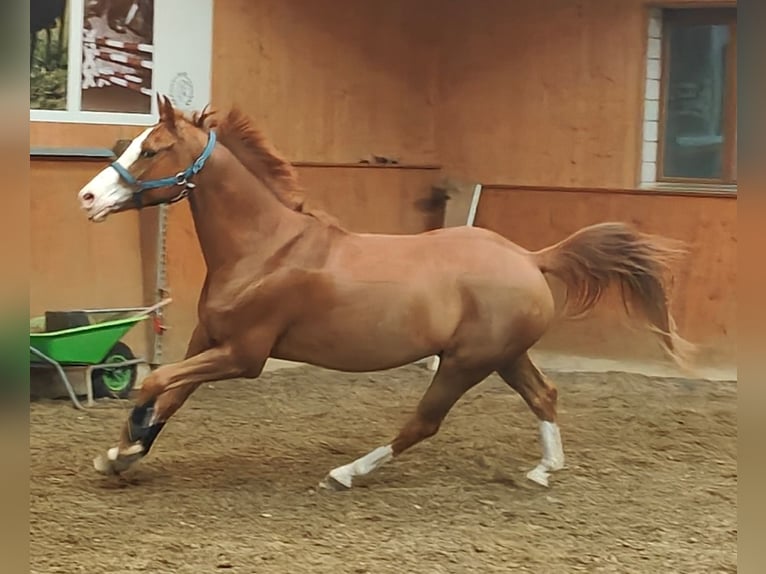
<box><xmin>30</xmin><ymin>365</ymin><xmax>737</xmax><ymax>574</ymax></box>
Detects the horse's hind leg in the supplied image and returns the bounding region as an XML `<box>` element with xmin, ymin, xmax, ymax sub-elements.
<box><xmin>319</xmin><ymin>359</ymin><xmax>491</xmax><ymax>491</ymax></box>
<box><xmin>30</xmin><ymin>32</ymin><xmax>36</xmax><ymax>70</ymax></box>
<box><xmin>45</xmin><ymin>28</ymin><xmax>52</xmax><ymax>70</ymax></box>
<box><xmin>497</xmin><ymin>352</ymin><xmax>565</xmax><ymax>487</ymax></box>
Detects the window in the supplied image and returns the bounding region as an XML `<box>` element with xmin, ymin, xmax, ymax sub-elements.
<box><xmin>641</xmin><ymin>7</ymin><xmax>737</xmax><ymax>187</ymax></box>
<box><xmin>29</xmin><ymin>0</ymin><xmax>214</xmax><ymax>126</ymax></box>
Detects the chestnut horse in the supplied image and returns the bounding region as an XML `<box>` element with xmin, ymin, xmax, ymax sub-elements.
<box><xmin>78</xmin><ymin>96</ymin><xmax>692</xmax><ymax>490</ymax></box>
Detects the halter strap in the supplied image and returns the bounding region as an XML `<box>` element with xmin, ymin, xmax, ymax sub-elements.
<box><xmin>109</xmin><ymin>130</ymin><xmax>217</xmax><ymax>207</ymax></box>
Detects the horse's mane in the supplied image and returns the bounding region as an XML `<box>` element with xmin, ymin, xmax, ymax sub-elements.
<box><xmin>188</xmin><ymin>106</ymin><xmax>341</xmax><ymax>227</ymax></box>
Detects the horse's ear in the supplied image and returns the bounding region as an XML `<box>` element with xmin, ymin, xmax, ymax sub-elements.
<box><xmin>194</xmin><ymin>103</ymin><xmax>216</xmax><ymax>128</ymax></box>
<box><xmin>157</xmin><ymin>94</ymin><xmax>176</xmax><ymax>129</ymax></box>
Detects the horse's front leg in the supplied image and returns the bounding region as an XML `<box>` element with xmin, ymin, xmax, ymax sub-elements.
<box><xmin>93</xmin><ymin>346</ymin><xmax>245</xmax><ymax>475</ymax></box>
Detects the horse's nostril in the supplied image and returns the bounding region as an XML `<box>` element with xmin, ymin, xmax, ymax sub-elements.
<box><xmin>82</xmin><ymin>192</ymin><xmax>95</xmax><ymax>204</ymax></box>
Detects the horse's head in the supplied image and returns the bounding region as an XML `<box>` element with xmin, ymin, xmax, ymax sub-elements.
<box><xmin>78</xmin><ymin>95</ymin><xmax>215</xmax><ymax>222</ymax></box>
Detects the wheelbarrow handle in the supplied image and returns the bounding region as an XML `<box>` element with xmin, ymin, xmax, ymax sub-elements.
<box><xmin>138</xmin><ymin>297</ymin><xmax>173</xmax><ymax>317</ymax></box>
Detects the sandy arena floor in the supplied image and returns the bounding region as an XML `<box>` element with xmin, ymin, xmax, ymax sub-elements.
<box><xmin>30</xmin><ymin>365</ymin><xmax>737</xmax><ymax>573</ymax></box>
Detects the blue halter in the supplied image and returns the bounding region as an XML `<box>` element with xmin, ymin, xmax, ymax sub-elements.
<box><xmin>109</xmin><ymin>130</ymin><xmax>217</xmax><ymax>208</ymax></box>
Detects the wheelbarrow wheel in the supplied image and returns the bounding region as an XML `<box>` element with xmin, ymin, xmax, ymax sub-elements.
<box><xmin>91</xmin><ymin>342</ymin><xmax>138</xmax><ymax>399</ymax></box>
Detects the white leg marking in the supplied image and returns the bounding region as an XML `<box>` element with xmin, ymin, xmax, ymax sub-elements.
<box><xmin>540</xmin><ymin>420</ymin><xmax>565</xmax><ymax>469</ymax></box>
<box><xmin>320</xmin><ymin>445</ymin><xmax>394</xmax><ymax>490</ymax></box>
<box><xmin>93</xmin><ymin>404</ymin><xmax>162</xmax><ymax>475</ymax></box>
<box><xmin>93</xmin><ymin>443</ymin><xmax>145</xmax><ymax>475</ymax></box>
<box><xmin>526</xmin><ymin>421</ymin><xmax>565</xmax><ymax>487</ymax></box>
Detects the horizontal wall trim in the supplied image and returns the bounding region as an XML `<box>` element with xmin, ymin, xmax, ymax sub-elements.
<box><xmin>293</xmin><ymin>161</ymin><xmax>442</xmax><ymax>170</ymax></box>
<box><xmin>29</xmin><ymin>150</ymin><xmax>442</xmax><ymax>171</ymax></box>
<box><xmin>480</xmin><ymin>184</ymin><xmax>737</xmax><ymax>200</ymax></box>
<box><xmin>30</xmin><ymin>147</ymin><xmax>115</xmax><ymax>161</ymax></box>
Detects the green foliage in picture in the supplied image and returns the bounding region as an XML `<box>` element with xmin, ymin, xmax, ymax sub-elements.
<box><xmin>31</xmin><ymin>68</ymin><xmax>68</xmax><ymax>110</ymax></box>
<box><xmin>30</xmin><ymin>1</ymin><xmax>69</xmax><ymax>111</ymax></box>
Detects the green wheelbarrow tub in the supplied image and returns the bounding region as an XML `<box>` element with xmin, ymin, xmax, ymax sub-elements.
<box><xmin>29</xmin><ymin>315</ymin><xmax>149</xmax><ymax>365</ymax></box>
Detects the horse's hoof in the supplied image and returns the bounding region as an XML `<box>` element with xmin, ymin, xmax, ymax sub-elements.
<box><xmin>546</xmin><ymin>457</ymin><xmax>566</xmax><ymax>472</ymax></box>
<box><xmin>318</xmin><ymin>474</ymin><xmax>350</xmax><ymax>492</ymax></box>
<box><xmin>526</xmin><ymin>465</ymin><xmax>551</xmax><ymax>487</ymax></box>
<box><xmin>93</xmin><ymin>453</ymin><xmax>118</xmax><ymax>475</ymax></box>
<box><xmin>93</xmin><ymin>444</ymin><xmax>144</xmax><ymax>475</ymax></box>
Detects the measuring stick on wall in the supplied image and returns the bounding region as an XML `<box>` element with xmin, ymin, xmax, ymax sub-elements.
<box><xmin>427</xmin><ymin>183</ymin><xmax>484</xmax><ymax>372</ymax></box>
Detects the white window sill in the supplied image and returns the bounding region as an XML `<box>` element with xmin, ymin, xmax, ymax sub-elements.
<box><xmin>639</xmin><ymin>182</ymin><xmax>737</xmax><ymax>195</ymax></box>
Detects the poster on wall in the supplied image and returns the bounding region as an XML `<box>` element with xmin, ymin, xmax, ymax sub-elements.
<box><xmin>30</xmin><ymin>0</ymin><xmax>212</xmax><ymax>125</ymax></box>
<box><xmin>81</xmin><ymin>0</ymin><xmax>154</xmax><ymax>114</ymax></box>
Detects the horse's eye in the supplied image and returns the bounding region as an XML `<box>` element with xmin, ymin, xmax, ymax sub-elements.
<box><xmin>140</xmin><ymin>149</ymin><xmax>157</xmax><ymax>159</ymax></box>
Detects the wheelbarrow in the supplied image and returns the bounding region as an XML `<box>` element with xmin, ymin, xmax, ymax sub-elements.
<box><xmin>30</xmin><ymin>298</ymin><xmax>171</xmax><ymax>409</ymax></box>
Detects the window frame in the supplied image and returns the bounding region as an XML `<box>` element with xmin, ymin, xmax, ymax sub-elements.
<box><xmin>656</xmin><ymin>7</ymin><xmax>737</xmax><ymax>185</ymax></box>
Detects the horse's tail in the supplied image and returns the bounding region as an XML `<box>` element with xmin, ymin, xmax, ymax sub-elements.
<box><xmin>531</xmin><ymin>222</ymin><xmax>695</xmax><ymax>369</ymax></box>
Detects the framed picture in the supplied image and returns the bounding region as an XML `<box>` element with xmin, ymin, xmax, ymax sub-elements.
<box><xmin>30</xmin><ymin>0</ymin><xmax>212</xmax><ymax>125</ymax></box>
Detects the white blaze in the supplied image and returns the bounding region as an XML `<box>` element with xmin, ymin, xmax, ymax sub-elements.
<box><xmin>77</xmin><ymin>127</ymin><xmax>152</xmax><ymax>222</ymax></box>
